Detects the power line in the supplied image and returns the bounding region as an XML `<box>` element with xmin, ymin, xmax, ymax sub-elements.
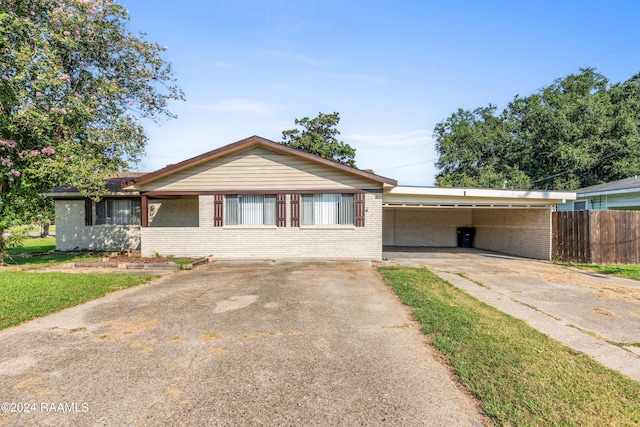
<box><xmin>583</xmin><ymin>35</ymin><xmax>640</xmax><ymax>68</ymax></box>
<box><xmin>384</xmin><ymin>140</ymin><xmax>435</xmax><ymax>166</ymax></box>
<box><xmin>531</xmin><ymin>151</ymin><xmax>625</xmax><ymax>185</ymax></box>
<box><xmin>376</xmin><ymin>157</ymin><xmax>438</xmax><ymax>172</ymax></box>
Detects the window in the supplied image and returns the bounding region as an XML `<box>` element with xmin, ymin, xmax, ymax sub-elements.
<box><xmin>95</xmin><ymin>199</ymin><xmax>141</xmax><ymax>225</ymax></box>
<box><xmin>301</xmin><ymin>193</ymin><xmax>354</xmax><ymax>225</ymax></box>
<box><xmin>225</xmin><ymin>194</ymin><xmax>276</xmax><ymax>225</ymax></box>
<box><xmin>573</xmin><ymin>201</ymin><xmax>587</xmax><ymax>211</ymax></box>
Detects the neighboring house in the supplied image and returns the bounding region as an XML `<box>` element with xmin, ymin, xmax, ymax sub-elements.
<box><xmin>557</xmin><ymin>176</ymin><xmax>640</xmax><ymax>211</ymax></box>
<box><xmin>50</xmin><ymin>136</ymin><xmax>575</xmax><ymax>260</ymax></box>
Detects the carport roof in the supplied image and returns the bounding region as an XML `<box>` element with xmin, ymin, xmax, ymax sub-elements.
<box><xmin>383</xmin><ymin>186</ymin><xmax>576</xmax><ymax>207</ymax></box>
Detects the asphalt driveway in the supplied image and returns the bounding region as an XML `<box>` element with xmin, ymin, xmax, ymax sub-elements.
<box><xmin>383</xmin><ymin>248</ymin><xmax>640</xmax><ymax>382</ymax></box>
<box><xmin>0</xmin><ymin>261</ymin><xmax>484</xmax><ymax>426</ymax></box>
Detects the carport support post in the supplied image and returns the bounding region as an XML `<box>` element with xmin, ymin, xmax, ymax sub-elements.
<box><xmin>141</xmin><ymin>195</ymin><xmax>148</xmax><ymax>227</ymax></box>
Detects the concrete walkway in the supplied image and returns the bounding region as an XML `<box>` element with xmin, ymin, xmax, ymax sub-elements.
<box><xmin>0</xmin><ymin>261</ymin><xmax>485</xmax><ymax>426</ymax></box>
<box><xmin>382</xmin><ymin>248</ymin><xmax>640</xmax><ymax>382</ymax></box>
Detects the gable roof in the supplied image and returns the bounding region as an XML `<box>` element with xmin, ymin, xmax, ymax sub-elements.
<box><xmin>577</xmin><ymin>176</ymin><xmax>640</xmax><ymax>197</ymax></box>
<box><xmin>121</xmin><ymin>135</ymin><xmax>397</xmax><ymax>189</ymax></box>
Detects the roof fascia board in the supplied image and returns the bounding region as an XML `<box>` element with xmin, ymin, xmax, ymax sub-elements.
<box><xmin>388</xmin><ymin>186</ymin><xmax>576</xmax><ymax>201</ymax></box>
<box><xmin>123</xmin><ymin>136</ymin><xmax>397</xmax><ymax>189</ymax></box>
<box><xmin>45</xmin><ymin>191</ymin><xmax>140</xmax><ymax>198</ymax></box>
<box><xmin>383</xmin><ymin>194</ymin><xmax>566</xmax><ymax>206</ymax></box>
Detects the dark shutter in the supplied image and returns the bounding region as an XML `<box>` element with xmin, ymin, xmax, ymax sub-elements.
<box><xmin>140</xmin><ymin>196</ymin><xmax>148</xmax><ymax>227</ymax></box>
<box><xmin>84</xmin><ymin>199</ymin><xmax>93</xmax><ymax>226</ymax></box>
<box><xmin>290</xmin><ymin>194</ymin><xmax>300</xmax><ymax>227</ymax></box>
<box><xmin>355</xmin><ymin>192</ymin><xmax>365</xmax><ymax>227</ymax></box>
<box><xmin>277</xmin><ymin>194</ymin><xmax>287</xmax><ymax>227</ymax></box>
<box><xmin>214</xmin><ymin>194</ymin><xmax>223</xmax><ymax>226</ymax></box>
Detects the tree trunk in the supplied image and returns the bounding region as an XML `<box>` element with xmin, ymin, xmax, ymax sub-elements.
<box><xmin>0</xmin><ymin>229</ymin><xmax>5</xmax><ymax>266</ymax></box>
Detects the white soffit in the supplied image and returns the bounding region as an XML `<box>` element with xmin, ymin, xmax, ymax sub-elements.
<box><xmin>383</xmin><ymin>186</ymin><xmax>576</xmax><ymax>206</ymax></box>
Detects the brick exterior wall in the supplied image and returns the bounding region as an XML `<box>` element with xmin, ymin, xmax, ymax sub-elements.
<box><xmin>148</xmin><ymin>197</ymin><xmax>199</xmax><ymax>227</ymax></box>
<box><xmin>383</xmin><ymin>207</ymin><xmax>552</xmax><ymax>260</ymax></box>
<box><xmin>55</xmin><ymin>200</ymin><xmax>141</xmax><ymax>251</ymax></box>
<box><xmin>472</xmin><ymin>208</ymin><xmax>552</xmax><ymax>260</ymax></box>
<box><xmin>141</xmin><ymin>192</ymin><xmax>382</xmax><ymax>259</ymax></box>
<box><xmin>383</xmin><ymin>208</ymin><xmax>472</xmax><ymax>247</ymax></box>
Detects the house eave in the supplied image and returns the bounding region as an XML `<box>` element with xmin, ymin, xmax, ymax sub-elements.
<box><xmin>383</xmin><ymin>186</ymin><xmax>576</xmax><ymax>206</ymax></box>
<box><xmin>578</xmin><ymin>188</ymin><xmax>640</xmax><ymax>198</ymax></box>
<box><xmin>45</xmin><ymin>191</ymin><xmax>140</xmax><ymax>199</ymax></box>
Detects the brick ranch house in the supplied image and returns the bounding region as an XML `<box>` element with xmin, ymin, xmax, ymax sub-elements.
<box><xmin>50</xmin><ymin>136</ymin><xmax>575</xmax><ymax>260</ymax></box>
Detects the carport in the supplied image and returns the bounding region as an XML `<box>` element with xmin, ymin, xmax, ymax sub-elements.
<box><xmin>382</xmin><ymin>186</ymin><xmax>575</xmax><ymax>260</ymax></box>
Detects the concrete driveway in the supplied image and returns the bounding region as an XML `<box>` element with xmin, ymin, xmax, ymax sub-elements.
<box><xmin>383</xmin><ymin>248</ymin><xmax>640</xmax><ymax>382</ymax></box>
<box><xmin>0</xmin><ymin>261</ymin><xmax>484</xmax><ymax>426</ymax></box>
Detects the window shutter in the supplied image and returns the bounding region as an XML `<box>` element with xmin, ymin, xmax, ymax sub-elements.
<box><xmin>290</xmin><ymin>194</ymin><xmax>300</xmax><ymax>227</ymax></box>
<box><xmin>214</xmin><ymin>194</ymin><xmax>224</xmax><ymax>226</ymax></box>
<box><xmin>355</xmin><ymin>192</ymin><xmax>365</xmax><ymax>227</ymax></box>
<box><xmin>277</xmin><ymin>194</ymin><xmax>286</xmax><ymax>227</ymax></box>
<box><xmin>84</xmin><ymin>199</ymin><xmax>93</xmax><ymax>226</ymax></box>
<box><xmin>141</xmin><ymin>196</ymin><xmax>148</xmax><ymax>227</ymax></box>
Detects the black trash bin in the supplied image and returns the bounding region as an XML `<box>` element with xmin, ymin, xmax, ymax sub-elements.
<box><xmin>456</xmin><ymin>227</ymin><xmax>475</xmax><ymax>248</ymax></box>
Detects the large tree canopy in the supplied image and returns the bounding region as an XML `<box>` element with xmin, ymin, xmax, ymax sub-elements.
<box><xmin>281</xmin><ymin>112</ymin><xmax>356</xmax><ymax>167</ymax></box>
<box><xmin>435</xmin><ymin>68</ymin><xmax>640</xmax><ymax>190</ymax></box>
<box><xmin>0</xmin><ymin>0</ymin><xmax>184</xmax><ymax>258</ymax></box>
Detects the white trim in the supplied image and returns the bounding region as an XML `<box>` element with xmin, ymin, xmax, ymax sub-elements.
<box><xmin>383</xmin><ymin>186</ymin><xmax>573</xmax><ymax>207</ymax></box>
<box><xmin>387</xmin><ymin>186</ymin><xmax>575</xmax><ymax>201</ymax></box>
<box><xmin>382</xmin><ymin>204</ymin><xmax>554</xmax><ymax>209</ymax></box>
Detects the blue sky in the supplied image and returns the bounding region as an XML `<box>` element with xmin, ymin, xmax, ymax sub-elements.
<box><xmin>123</xmin><ymin>0</ymin><xmax>640</xmax><ymax>186</ymax></box>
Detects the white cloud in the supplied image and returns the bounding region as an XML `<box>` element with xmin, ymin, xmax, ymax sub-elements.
<box><xmin>346</xmin><ymin>130</ymin><xmax>433</xmax><ymax>148</ymax></box>
<box><xmin>190</xmin><ymin>98</ymin><xmax>279</xmax><ymax>114</ymax></box>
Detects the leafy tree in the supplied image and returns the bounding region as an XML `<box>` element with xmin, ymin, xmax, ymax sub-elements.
<box><xmin>281</xmin><ymin>112</ymin><xmax>356</xmax><ymax>167</ymax></box>
<box><xmin>0</xmin><ymin>0</ymin><xmax>184</xmax><ymax>261</ymax></box>
<box><xmin>435</xmin><ymin>68</ymin><xmax>640</xmax><ymax>190</ymax></box>
<box><xmin>434</xmin><ymin>105</ymin><xmax>530</xmax><ymax>189</ymax></box>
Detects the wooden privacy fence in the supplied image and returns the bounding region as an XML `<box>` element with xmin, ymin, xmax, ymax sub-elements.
<box><xmin>552</xmin><ymin>210</ymin><xmax>640</xmax><ymax>264</ymax></box>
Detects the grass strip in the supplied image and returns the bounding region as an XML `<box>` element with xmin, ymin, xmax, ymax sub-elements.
<box><xmin>556</xmin><ymin>261</ymin><xmax>640</xmax><ymax>281</ymax></box>
<box><xmin>4</xmin><ymin>252</ymin><xmax>102</xmax><ymax>269</ymax></box>
<box><xmin>379</xmin><ymin>266</ymin><xmax>640</xmax><ymax>426</ymax></box>
<box><xmin>0</xmin><ymin>272</ymin><xmax>155</xmax><ymax>330</ymax></box>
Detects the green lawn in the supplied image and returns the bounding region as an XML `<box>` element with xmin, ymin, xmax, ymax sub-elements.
<box><xmin>4</xmin><ymin>236</ymin><xmax>105</xmax><ymax>269</ymax></box>
<box><xmin>7</xmin><ymin>236</ymin><xmax>56</xmax><ymax>254</ymax></box>
<box><xmin>379</xmin><ymin>266</ymin><xmax>640</xmax><ymax>427</ymax></box>
<box><xmin>0</xmin><ymin>272</ymin><xmax>155</xmax><ymax>330</ymax></box>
